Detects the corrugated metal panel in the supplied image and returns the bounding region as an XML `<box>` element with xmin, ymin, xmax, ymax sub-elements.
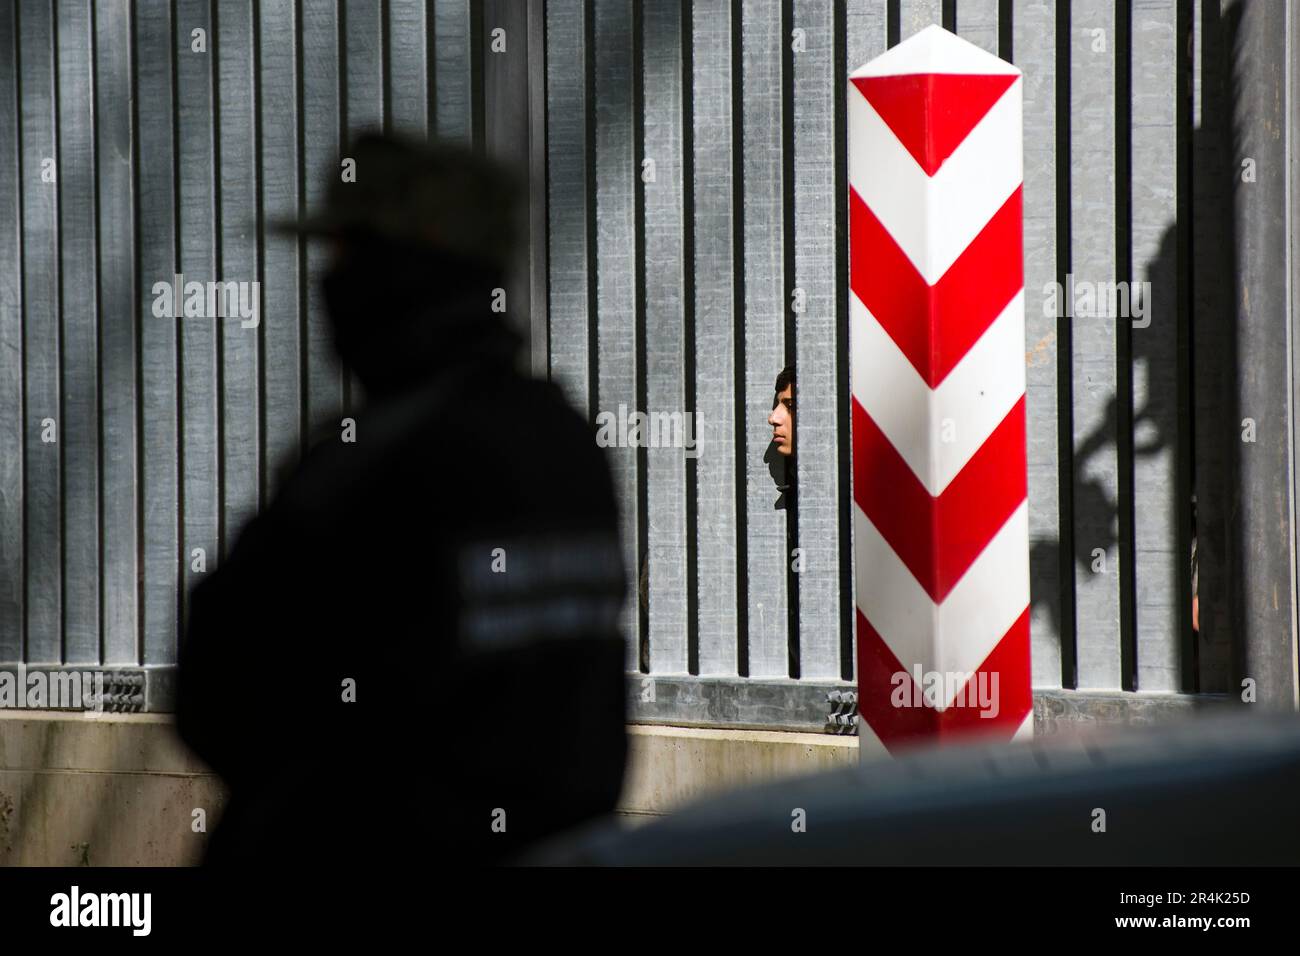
<box><xmin>19</xmin><ymin>0</ymin><xmax>63</xmax><ymax>665</ymax></box>
<box><xmin>689</xmin><ymin>0</ymin><xmax>740</xmax><ymax>677</ymax></box>
<box><xmin>1129</xmin><ymin>0</ymin><xmax>1183</xmax><ymax>693</ymax></box>
<box><xmin>792</xmin><ymin>0</ymin><xmax>844</xmax><ymax>679</ymax></box>
<box><xmin>1068</xmin><ymin>0</ymin><xmax>1123</xmax><ymax>690</ymax></box>
<box><xmin>258</xmin><ymin>0</ymin><xmax>303</xmax><ymax>500</ymax></box>
<box><xmin>0</xmin><ymin>0</ymin><xmax>1247</xmax><ymax>716</ymax></box>
<box><xmin>0</xmin><ymin>0</ymin><xmax>480</xmax><ymax>671</ymax></box>
<box><xmin>95</xmin><ymin>0</ymin><xmax>139</xmax><ymax>666</ymax></box>
<box><xmin>545</xmin><ymin>0</ymin><xmax>592</xmax><ymax>418</ymax></box>
<box><xmin>1016</xmin><ymin>0</ymin><xmax>1064</xmax><ymax>689</ymax></box>
<box><xmin>176</xmin><ymin>0</ymin><xmax>220</xmax><ymax>654</ymax></box>
<box><xmin>546</xmin><ymin>0</ymin><xmax>1203</xmax><ymax>697</ymax></box>
<box><xmin>642</xmin><ymin>0</ymin><xmax>689</xmax><ymax>674</ymax></box>
<box><xmin>592</xmin><ymin>0</ymin><xmax>641</xmax><ymax>672</ymax></box>
<box><xmin>740</xmin><ymin>0</ymin><xmax>790</xmax><ymax>678</ymax></box>
<box><xmin>57</xmin><ymin>0</ymin><xmax>100</xmax><ymax>666</ymax></box>
<box><xmin>136</xmin><ymin>0</ymin><xmax>181</xmax><ymax>667</ymax></box>
<box><xmin>0</xmin><ymin>1</ymin><xmax>23</xmax><ymax>662</ymax></box>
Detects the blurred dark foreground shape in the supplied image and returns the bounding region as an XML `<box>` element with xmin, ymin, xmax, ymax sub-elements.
<box><xmin>175</xmin><ymin>132</ymin><xmax>629</xmax><ymax>872</ymax></box>
<box><xmin>523</xmin><ymin>710</ymin><xmax>1300</xmax><ymax>865</ymax></box>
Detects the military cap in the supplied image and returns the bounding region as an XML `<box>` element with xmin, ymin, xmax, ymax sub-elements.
<box><xmin>277</xmin><ymin>130</ymin><xmax>523</xmax><ymax>271</ymax></box>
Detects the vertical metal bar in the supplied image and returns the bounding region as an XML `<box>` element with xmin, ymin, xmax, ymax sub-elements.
<box><xmin>1191</xmin><ymin>0</ymin><xmax>1234</xmax><ymax>693</ymax></box>
<box><xmin>175</xmin><ymin>0</ymin><xmax>219</xmax><ymax>650</ymax></box>
<box><xmin>56</xmin><ymin>0</ymin><xmax>99</xmax><ymax>665</ymax></box>
<box><xmin>1069</xmin><ymin>0</ymin><xmax>1122</xmax><ymax>689</ymax></box>
<box><xmin>642</xmin><ymin>0</ymin><xmax>689</xmax><ymax>674</ymax></box>
<box><xmin>257</xmin><ymin>0</ymin><xmax>300</xmax><ymax>496</ymax></box>
<box><xmin>387</xmin><ymin>0</ymin><xmax>429</xmax><ymax>137</ymax></box>
<box><xmin>21</xmin><ymin>0</ymin><xmax>63</xmax><ymax>665</ymax></box>
<box><xmin>844</xmin><ymin>0</ymin><xmax>890</xmax><ymax>687</ymax></box>
<box><xmin>482</xmin><ymin>0</ymin><xmax>534</xmax><ymax>367</ymax></box>
<box><xmin>546</xmin><ymin>0</ymin><xmax>591</xmax><ymax>414</ymax></box>
<box><xmin>344</xmin><ymin>0</ymin><xmax>384</xmax><ymax>413</ymax></box>
<box><xmin>0</xmin><ymin>0</ymin><xmax>24</xmax><ymax>661</ymax></box>
<box><xmin>593</xmin><ymin>0</ymin><xmax>640</xmax><ymax>671</ymax></box>
<box><xmin>740</xmin><ymin>0</ymin><xmax>790</xmax><ymax>676</ymax></box>
<box><xmin>899</xmin><ymin>0</ymin><xmax>943</xmax><ymax>40</ymax></box>
<box><xmin>1130</xmin><ymin>0</ymin><xmax>1181</xmax><ymax>692</ymax></box>
<box><xmin>1014</xmin><ymin>0</ymin><xmax>1063</xmax><ymax>689</ymax></box>
<box><xmin>691</xmin><ymin>0</ymin><xmax>740</xmax><ymax>676</ymax></box>
<box><xmin>217</xmin><ymin>1</ymin><xmax>261</xmax><ymax>554</ymax></box>
<box><xmin>954</xmin><ymin>0</ymin><xmax>999</xmax><ymax>55</ymax></box>
<box><xmin>301</xmin><ymin>1</ymin><xmax>343</xmax><ymax>445</ymax></box>
<box><xmin>792</xmin><ymin>0</ymin><xmax>842</xmax><ymax>679</ymax></box>
<box><xmin>135</xmin><ymin>0</ymin><xmax>178</xmax><ymax>666</ymax></box>
<box><xmin>95</xmin><ymin>0</ymin><xmax>139</xmax><ymax>664</ymax></box>
<box><xmin>527</xmin><ymin>0</ymin><xmax>549</xmax><ymax>380</ymax></box>
<box><xmin>434</xmin><ymin>0</ymin><xmax>472</xmax><ymax>145</ymax></box>
<box><xmin>1231</xmin><ymin>0</ymin><xmax>1298</xmax><ymax>709</ymax></box>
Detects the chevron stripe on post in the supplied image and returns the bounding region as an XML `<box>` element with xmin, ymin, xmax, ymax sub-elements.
<box><xmin>848</xmin><ymin>25</ymin><xmax>1031</xmax><ymax>757</ymax></box>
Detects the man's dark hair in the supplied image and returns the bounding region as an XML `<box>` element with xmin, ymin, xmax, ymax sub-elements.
<box><xmin>774</xmin><ymin>365</ymin><xmax>795</xmax><ymax>395</ymax></box>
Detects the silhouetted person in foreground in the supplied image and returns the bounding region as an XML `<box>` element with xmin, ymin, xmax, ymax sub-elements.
<box><xmin>176</xmin><ymin>133</ymin><xmax>629</xmax><ymax>878</ymax></box>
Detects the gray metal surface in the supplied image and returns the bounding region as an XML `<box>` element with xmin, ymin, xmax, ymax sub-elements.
<box><xmin>740</xmin><ymin>0</ymin><xmax>790</xmax><ymax>677</ymax></box>
<box><xmin>176</xmin><ymin>0</ymin><xmax>220</xmax><ymax>654</ymax></box>
<box><xmin>792</xmin><ymin>0</ymin><xmax>844</xmax><ymax>679</ymax></box>
<box><xmin>58</xmin><ymin>0</ymin><xmax>99</xmax><ymax>666</ymax></box>
<box><xmin>19</xmin><ymin>0</ymin><xmax>62</xmax><ymax>664</ymax></box>
<box><xmin>258</xmin><ymin>0</ymin><xmax>303</xmax><ymax>501</ymax></box>
<box><xmin>900</xmin><ymin>0</ymin><xmax>944</xmax><ymax>41</ymax></box>
<box><xmin>0</xmin><ymin>2</ymin><xmax>22</xmax><ymax>662</ymax></box>
<box><xmin>484</xmin><ymin>0</ymin><xmax>535</xmax><ymax>364</ymax></box>
<box><xmin>0</xmin><ymin>1</ymin><xmax>1291</xmax><ymax>724</ymax></box>
<box><xmin>642</xmin><ymin>0</ymin><xmax>689</xmax><ymax>674</ymax></box>
<box><xmin>0</xmin><ymin>0</ymin><xmax>486</xmax><ymax>672</ymax></box>
<box><xmin>593</xmin><ymin>0</ymin><xmax>641</xmax><ymax>672</ymax></box>
<box><xmin>302</xmin><ymin>3</ymin><xmax>346</xmax><ymax>446</ymax></box>
<box><xmin>1069</xmin><ymin>0</ymin><xmax>1123</xmax><ymax>689</ymax></box>
<box><xmin>388</xmin><ymin>0</ymin><xmax>431</xmax><ymax>136</ymax></box>
<box><xmin>545</xmin><ymin>0</ymin><xmax>592</xmax><ymax>419</ymax></box>
<box><xmin>1016</xmin><ymin>0</ymin><xmax>1064</xmax><ymax>689</ymax></box>
<box><xmin>627</xmin><ymin>671</ymin><xmax>1226</xmax><ymax>734</ymax></box>
<box><xmin>1129</xmin><ymin>0</ymin><xmax>1184</xmax><ymax>693</ymax></box>
<box><xmin>219</xmin><ymin>1</ymin><xmax>262</xmax><ymax>567</ymax></box>
<box><xmin>434</xmin><ymin>0</ymin><xmax>473</xmax><ymax>146</ymax></box>
<box><xmin>1190</xmin><ymin>0</ymin><xmax>1234</xmax><ymax>694</ymax></box>
<box><xmin>136</xmin><ymin>0</ymin><xmax>181</xmax><ymax>667</ymax></box>
<box><xmin>96</xmin><ymin>0</ymin><xmax>139</xmax><ymax>666</ymax></box>
<box><xmin>690</xmin><ymin>0</ymin><xmax>741</xmax><ymax>676</ymax></box>
<box><xmin>1231</xmin><ymin>0</ymin><xmax>1298</xmax><ymax>709</ymax></box>
<box><xmin>955</xmin><ymin>0</ymin><xmax>999</xmax><ymax>55</ymax></box>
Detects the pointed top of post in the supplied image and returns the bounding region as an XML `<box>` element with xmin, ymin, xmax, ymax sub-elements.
<box><xmin>849</xmin><ymin>23</ymin><xmax>1019</xmax><ymax>78</ymax></box>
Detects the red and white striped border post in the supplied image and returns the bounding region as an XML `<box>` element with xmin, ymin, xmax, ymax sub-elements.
<box><xmin>848</xmin><ymin>25</ymin><xmax>1031</xmax><ymax>757</ymax></box>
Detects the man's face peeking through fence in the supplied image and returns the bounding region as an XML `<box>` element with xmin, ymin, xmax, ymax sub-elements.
<box><xmin>769</xmin><ymin>365</ymin><xmax>795</xmax><ymax>457</ymax></box>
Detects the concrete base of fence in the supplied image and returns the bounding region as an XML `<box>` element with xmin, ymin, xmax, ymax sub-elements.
<box><xmin>0</xmin><ymin>711</ymin><xmax>224</xmax><ymax>866</ymax></box>
<box><xmin>0</xmin><ymin>689</ymin><xmax>1237</xmax><ymax>863</ymax></box>
<box><xmin>620</xmin><ymin>725</ymin><xmax>858</xmax><ymax>819</ymax></box>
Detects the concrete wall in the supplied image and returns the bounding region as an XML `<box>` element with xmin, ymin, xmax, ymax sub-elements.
<box><xmin>0</xmin><ymin>712</ymin><xmax>224</xmax><ymax>866</ymax></box>
<box><xmin>1</xmin><ymin>698</ymin><xmax>1222</xmax><ymax>862</ymax></box>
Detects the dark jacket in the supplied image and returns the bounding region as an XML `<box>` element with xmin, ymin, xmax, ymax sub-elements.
<box><xmin>176</xmin><ymin>266</ymin><xmax>628</xmax><ymax>871</ymax></box>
